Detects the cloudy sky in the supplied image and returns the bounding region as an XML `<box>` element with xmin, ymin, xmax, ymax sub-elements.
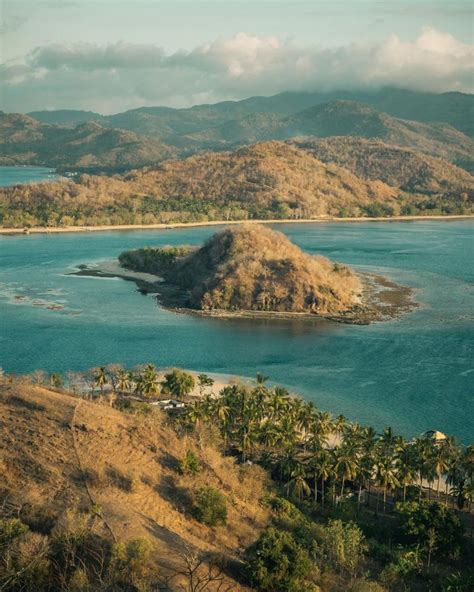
<box><xmin>0</xmin><ymin>0</ymin><xmax>473</xmax><ymax>114</ymax></box>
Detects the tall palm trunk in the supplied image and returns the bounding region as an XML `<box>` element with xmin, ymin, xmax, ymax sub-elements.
<box><xmin>437</xmin><ymin>475</ymin><xmax>441</xmax><ymax>499</ymax></box>
<box><xmin>383</xmin><ymin>487</ymin><xmax>387</xmax><ymax>513</ymax></box>
<box><xmin>340</xmin><ymin>476</ymin><xmax>345</xmax><ymax>499</ymax></box>
<box><xmin>419</xmin><ymin>472</ymin><xmax>423</xmax><ymax>501</ymax></box>
<box><xmin>403</xmin><ymin>483</ymin><xmax>407</xmax><ymax>502</ymax></box>
<box><xmin>321</xmin><ymin>479</ymin><xmax>325</xmax><ymax>509</ymax></box>
<box><xmin>313</xmin><ymin>470</ymin><xmax>318</xmax><ymax>506</ymax></box>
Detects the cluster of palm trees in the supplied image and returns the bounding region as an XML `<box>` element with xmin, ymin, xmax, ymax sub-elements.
<box><xmin>92</xmin><ymin>364</ymin><xmax>161</xmax><ymax>398</ymax></box>
<box><xmin>183</xmin><ymin>376</ymin><xmax>474</xmax><ymax>513</ymax></box>
<box><xmin>89</xmin><ymin>364</ymin><xmax>212</xmax><ymax>400</ymax></box>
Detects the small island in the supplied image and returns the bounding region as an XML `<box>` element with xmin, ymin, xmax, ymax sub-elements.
<box><xmin>74</xmin><ymin>225</ymin><xmax>415</xmax><ymax>324</ymax></box>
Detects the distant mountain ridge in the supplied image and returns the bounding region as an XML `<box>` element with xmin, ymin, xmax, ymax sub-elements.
<box><xmin>27</xmin><ymin>87</ymin><xmax>474</xmax><ymax>137</ymax></box>
<box><xmin>0</xmin><ymin>112</ymin><xmax>175</xmax><ymax>171</ymax></box>
<box><xmin>184</xmin><ymin>100</ymin><xmax>474</xmax><ymax>167</ymax></box>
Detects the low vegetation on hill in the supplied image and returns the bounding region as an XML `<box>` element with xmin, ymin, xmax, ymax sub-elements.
<box><xmin>120</xmin><ymin>225</ymin><xmax>362</xmax><ymax>317</ymax></box>
<box><xmin>291</xmin><ymin>137</ymin><xmax>474</xmax><ymax>198</ymax></box>
<box><xmin>1</xmin><ymin>365</ymin><xmax>473</xmax><ymax>591</ymax></box>
<box><xmin>2</xmin><ymin>140</ymin><xmax>472</xmax><ymax>229</ymax></box>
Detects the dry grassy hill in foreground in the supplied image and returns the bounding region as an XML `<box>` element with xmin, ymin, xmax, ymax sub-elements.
<box><xmin>0</xmin><ymin>381</ymin><xmax>269</xmax><ymax>590</ymax></box>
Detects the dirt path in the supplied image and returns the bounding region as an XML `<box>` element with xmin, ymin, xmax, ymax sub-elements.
<box><xmin>70</xmin><ymin>399</ymin><xmax>118</xmax><ymax>543</ymax></box>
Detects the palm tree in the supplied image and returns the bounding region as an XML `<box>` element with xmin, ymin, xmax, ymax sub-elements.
<box><xmin>375</xmin><ymin>457</ymin><xmax>400</xmax><ymax>513</ymax></box>
<box><xmin>255</xmin><ymin>372</ymin><xmax>270</xmax><ymax>386</ymax></box>
<box><xmin>396</xmin><ymin>443</ymin><xmax>417</xmax><ymax>502</ymax></box>
<box><xmin>335</xmin><ymin>444</ymin><xmax>358</xmax><ymax>500</ymax></box>
<box><xmin>116</xmin><ymin>369</ymin><xmax>132</xmax><ymax>395</ymax></box>
<box><xmin>413</xmin><ymin>437</ymin><xmax>432</xmax><ymax>501</ymax></box>
<box><xmin>433</xmin><ymin>443</ymin><xmax>450</xmax><ymax>500</ymax></box>
<box><xmin>287</xmin><ymin>463</ymin><xmax>311</xmax><ymax>501</ymax></box>
<box><xmin>135</xmin><ymin>364</ymin><xmax>160</xmax><ymax>398</ymax></box>
<box><xmin>360</xmin><ymin>426</ymin><xmax>377</xmax><ymax>507</ymax></box>
<box><xmin>94</xmin><ymin>367</ymin><xmax>108</xmax><ymax>396</ymax></box>
<box><xmin>316</xmin><ymin>450</ymin><xmax>334</xmax><ymax>509</ymax></box>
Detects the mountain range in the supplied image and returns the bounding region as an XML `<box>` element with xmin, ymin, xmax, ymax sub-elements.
<box><xmin>0</xmin><ymin>87</ymin><xmax>472</xmax><ymax>173</ymax></box>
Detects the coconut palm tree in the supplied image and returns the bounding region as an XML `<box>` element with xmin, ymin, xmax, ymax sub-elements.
<box><xmin>135</xmin><ymin>364</ymin><xmax>160</xmax><ymax>398</ymax></box>
<box><xmin>433</xmin><ymin>442</ymin><xmax>450</xmax><ymax>500</ymax></box>
<box><xmin>94</xmin><ymin>367</ymin><xmax>108</xmax><ymax>396</ymax></box>
<box><xmin>396</xmin><ymin>442</ymin><xmax>417</xmax><ymax>502</ymax></box>
<box><xmin>335</xmin><ymin>444</ymin><xmax>358</xmax><ymax>500</ymax></box>
<box><xmin>413</xmin><ymin>436</ymin><xmax>432</xmax><ymax>501</ymax></box>
<box><xmin>116</xmin><ymin>369</ymin><xmax>132</xmax><ymax>395</ymax></box>
<box><xmin>317</xmin><ymin>450</ymin><xmax>334</xmax><ymax>509</ymax></box>
<box><xmin>375</xmin><ymin>457</ymin><xmax>400</xmax><ymax>513</ymax></box>
<box><xmin>287</xmin><ymin>463</ymin><xmax>311</xmax><ymax>501</ymax></box>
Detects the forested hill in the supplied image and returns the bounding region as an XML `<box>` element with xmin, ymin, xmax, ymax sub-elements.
<box><xmin>182</xmin><ymin>100</ymin><xmax>474</xmax><ymax>168</ymax></box>
<box><xmin>0</xmin><ymin>113</ymin><xmax>176</xmax><ymax>171</ymax></box>
<box><xmin>2</xmin><ymin>89</ymin><xmax>472</xmax><ymax>173</ymax></box>
<box><xmin>1</xmin><ymin>141</ymin><xmax>472</xmax><ymax>228</ymax></box>
<box><xmin>28</xmin><ymin>87</ymin><xmax>474</xmax><ymax>137</ymax></box>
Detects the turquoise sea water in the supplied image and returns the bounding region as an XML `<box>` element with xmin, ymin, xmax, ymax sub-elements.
<box><xmin>0</xmin><ymin>166</ymin><xmax>59</xmax><ymax>187</ymax></box>
<box><xmin>0</xmin><ymin>220</ymin><xmax>473</xmax><ymax>441</ymax></box>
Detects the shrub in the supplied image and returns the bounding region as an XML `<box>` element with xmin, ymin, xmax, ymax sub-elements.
<box><xmin>0</xmin><ymin>517</ymin><xmax>29</xmax><ymax>549</ymax></box>
<box><xmin>394</xmin><ymin>500</ymin><xmax>464</xmax><ymax>561</ymax></box>
<box><xmin>179</xmin><ymin>449</ymin><xmax>201</xmax><ymax>476</ymax></box>
<box><xmin>246</xmin><ymin>527</ymin><xmax>312</xmax><ymax>592</ymax></box>
<box><xmin>1</xmin><ymin>531</ymin><xmax>50</xmax><ymax>591</ymax></box>
<box><xmin>193</xmin><ymin>487</ymin><xmax>227</xmax><ymax>527</ymax></box>
<box><xmin>111</xmin><ymin>537</ymin><xmax>154</xmax><ymax>585</ymax></box>
<box><xmin>315</xmin><ymin>519</ymin><xmax>366</xmax><ymax>578</ymax></box>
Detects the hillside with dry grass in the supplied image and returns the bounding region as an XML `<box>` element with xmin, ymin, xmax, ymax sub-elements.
<box><xmin>0</xmin><ymin>380</ymin><xmax>269</xmax><ymax>590</ymax></box>
<box><xmin>1</xmin><ymin>140</ymin><xmax>472</xmax><ymax>228</ymax></box>
<box><xmin>291</xmin><ymin>137</ymin><xmax>474</xmax><ymax>197</ymax></box>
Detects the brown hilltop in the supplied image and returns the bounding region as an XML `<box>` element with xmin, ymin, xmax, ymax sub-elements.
<box><xmin>120</xmin><ymin>224</ymin><xmax>363</xmax><ymax>317</ymax></box>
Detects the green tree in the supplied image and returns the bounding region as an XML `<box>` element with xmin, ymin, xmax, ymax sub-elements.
<box><xmin>317</xmin><ymin>519</ymin><xmax>367</xmax><ymax>578</ymax></box>
<box><xmin>395</xmin><ymin>500</ymin><xmax>464</xmax><ymax>561</ymax></box>
<box><xmin>162</xmin><ymin>369</ymin><xmax>195</xmax><ymax>400</ymax></box>
<box><xmin>246</xmin><ymin>528</ymin><xmax>312</xmax><ymax>592</ymax></box>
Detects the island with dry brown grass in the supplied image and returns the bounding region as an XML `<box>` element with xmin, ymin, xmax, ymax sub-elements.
<box><xmin>74</xmin><ymin>224</ymin><xmax>415</xmax><ymax>324</ymax></box>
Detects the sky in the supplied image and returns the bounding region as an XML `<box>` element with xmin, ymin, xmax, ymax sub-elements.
<box><xmin>0</xmin><ymin>0</ymin><xmax>473</xmax><ymax>114</ymax></box>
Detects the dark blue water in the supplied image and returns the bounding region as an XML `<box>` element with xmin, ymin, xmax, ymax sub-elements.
<box><xmin>0</xmin><ymin>221</ymin><xmax>473</xmax><ymax>441</ymax></box>
<box><xmin>0</xmin><ymin>166</ymin><xmax>59</xmax><ymax>187</ymax></box>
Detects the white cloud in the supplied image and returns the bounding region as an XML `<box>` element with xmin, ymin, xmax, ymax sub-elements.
<box><xmin>1</xmin><ymin>27</ymin><xmax>472</xmax><ymax>113</ymax></box>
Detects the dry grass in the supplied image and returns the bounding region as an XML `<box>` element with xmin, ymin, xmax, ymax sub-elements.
<box><xmin>0</xmin><ymin>380</ymin><xmax>270</xmax><ymax>588</ymax></box>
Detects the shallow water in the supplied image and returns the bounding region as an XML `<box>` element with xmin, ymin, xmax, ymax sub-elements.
<box><xmin>0</xmin><ymin>166</ymin><xmax>59</xmax><ymax>187</ymax></box>
<box><xmin>0</xmin><ymin>220</ymin><xmax>473</xmax><ymax>441</ymax></box>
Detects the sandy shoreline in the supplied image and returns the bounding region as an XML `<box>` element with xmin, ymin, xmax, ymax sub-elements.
<box><xmin>1</xmin><ymin>214</ymin><xmax>473</xmax><ymax>235</ymax></box>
